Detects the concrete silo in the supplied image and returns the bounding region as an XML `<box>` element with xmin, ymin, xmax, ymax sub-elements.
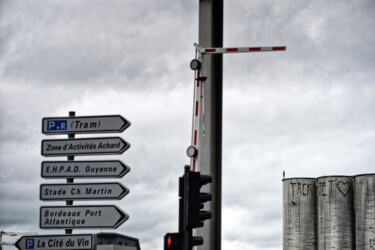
<box><xmin>283</xmin><ymin>178</ymin><xmax>317</xmax><ymax>249</ymax></box>
<box><xmin>355</xmin><ymin>174</ymin><xmax>375</xmax><ymax>249</ymax></box>
<box><xmin>317</xmin><ymin>176</ymin><xmax>354</xmax><ymax>249</ymax></box>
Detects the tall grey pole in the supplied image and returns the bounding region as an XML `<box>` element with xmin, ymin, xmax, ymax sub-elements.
<box><xmin>196</xmin><ymin>1</ymin><xmax>223</xmax><ymax>250</ymax></box>
<box><xmin>65</xmin><ymin>111</ymin><xmax>75</xmax><ymax>235</ymax></box>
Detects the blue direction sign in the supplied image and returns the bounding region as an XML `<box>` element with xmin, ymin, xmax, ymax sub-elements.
<box><xmin>41</xmin><ymin>160</ymin><xmax>130</xmax><ymax>178</ymax></box>
<box><xmin>40</xmin><ymin>205</ymin><xmax>128</xmax><ymax>229</ymax></box>
<box><xmin>41</xmin><ymin>137</ymin><xmax>130</xmax><ymax>156</ymax></box>
<box><xmin>40</xmin><ymin>182</ymin><xmax>129</xmax><ymax>201</ymax></box>
<box><xmin>42</xmin><ymin>115</ymin><xmax>130</xmax><ymax>134</ymax></box>
<box><xmin>15</xmin><ymin>234</ymin><xmax>92</xmax><ymax>250</ymax></box>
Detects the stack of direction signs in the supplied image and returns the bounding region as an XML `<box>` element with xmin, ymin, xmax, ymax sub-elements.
<box><xmin>22</xmin><ymin>114</ymin><xmax>131</xmax><ymax>250</ymax></box>
<box><xmin>40</xmin><ymin>114</ymin><xmax>130</xmax><ymax>229</ymax></box>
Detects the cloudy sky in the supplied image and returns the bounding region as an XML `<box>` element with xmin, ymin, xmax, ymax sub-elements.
<box><xmin>1</xmin><ymin>0</ymin><xmax>375</xmax><ymax>249</ymax></box>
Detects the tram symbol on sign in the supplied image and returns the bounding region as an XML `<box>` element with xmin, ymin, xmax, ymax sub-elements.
<box><xmin>47</xmin><ymin>120</ymin><xmax>67</xmax><ymax>131</ymax></box>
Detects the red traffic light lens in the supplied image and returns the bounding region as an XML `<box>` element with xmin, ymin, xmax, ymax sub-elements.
<box><xmin>167</xmin><ymin>236</ymin><xmax>172</xmax><ymax>248</ymax></box>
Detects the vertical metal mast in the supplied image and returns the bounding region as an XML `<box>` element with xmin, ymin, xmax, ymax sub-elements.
<box><xmin>65</xmin><ymin>111</ymin><xmax>75</xmax><ymax>235</ymax></box>
<box><xmin>196</xmin><ymin>0</ymin><xmax>223</xmax><ymax>250</ymax></box>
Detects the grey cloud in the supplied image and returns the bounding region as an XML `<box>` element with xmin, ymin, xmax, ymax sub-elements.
<box><xmin>0</xmin><ymin>0</ymin><xmax>195</xmax><ymax>91</ymax></box>
<box><xmin>0</xmin><ymin>200</ymin><xmax>39</xmax><ymax>225</ymax></box>
<box><xmin>224</xmin><ymin>0</ymin><xmax>375</xmax><ymax>91</ymax></box>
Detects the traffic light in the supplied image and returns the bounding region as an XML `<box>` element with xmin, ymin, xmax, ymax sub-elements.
<box><xmin>181</xmin><ymin>165</ymin><xmax>212</xmax><ymax>247</ymax></box>
<box><xmin>164</xmin><ymin>233</ymin><xmax>182</xmax><ymax>250</ymax></box>
<box><xmin>164</xmin><ymin>165</ymin><xmax>212</xmax><ymax>250</ymax></box>
<box><xmin>185</xmin><ymin>170</ymin><xmax>212</xmax><ymax>229</ymax></box>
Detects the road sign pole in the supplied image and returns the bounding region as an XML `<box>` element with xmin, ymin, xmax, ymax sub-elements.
<box><xmin>196</xmin><ymin>1</ymin><xmax>223</xmax><ymax>250</ymax></box>
<box><xmin>66</xmin><ymin>111</ymin><xmax>75</xmax><ymax>235</ymax></box>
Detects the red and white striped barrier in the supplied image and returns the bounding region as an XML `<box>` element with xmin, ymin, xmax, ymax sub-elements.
<box><xmin>194</xmin><ymin>43</ymin><xmax>286</xmax><ymax>54</ymax></box>
<box><xmin>204</xmin><ymin>46</ymin><xmax>286</xmax><ymax>53</ymax></box>
<box><xmin>190</xmin><ymin>43</ymin><xmax>286</xmax><ymax>171</ymax></box>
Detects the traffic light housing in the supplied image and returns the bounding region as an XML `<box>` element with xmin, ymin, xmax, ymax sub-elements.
<box><xmin>164</xmin><ymin>165</ymin><xmax>212</xmax><ymax>250</ymax></box>
<box><xmin>164</xmin><ymin>233</ymin><xmax>182</xmax><ymax>250</ymax></box>
<box><xmin>185</xmin><ymin>170</ymin><xmax>212</xmax><ymax>229</ymax></box>
<box><xmin>180</xmin><ymin>165</ymin><xmax>212</xmax><ymax>247</ymax></box>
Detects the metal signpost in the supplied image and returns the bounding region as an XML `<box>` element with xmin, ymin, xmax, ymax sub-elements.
<box><xmin>38</xmin><ymin>112</ymin><xmax>131</xmax><ymax>248</ymax></box>
<box><xmin>40</xmin><ymin>205</ymin><xmax>128</xmax><ymax>229</ymax></box>
<box><xmin>191</xmin><ymin>2</ymin><xmax>223</xmax><ymax>249</ymax></box>
<box><xmin>15</xmin><ymin>235</ymin><xmax>92</xmax><ymax>250</ymax></box>
<box><xmin>65</xmin><ymin>111</ymin><xmax>76</xmax><ymax>235</ymax></box>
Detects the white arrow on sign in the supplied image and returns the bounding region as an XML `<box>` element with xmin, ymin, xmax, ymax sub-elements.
<box><xmin>41</xmin><ymin>160</ymin><xmax>130</xmax><ymax>178</ymax></box>
<box><xmin>40</xmin><ymin>205</ymin><xmax>128</xmax><ymax>229</ymax></box>
<box><xmin>42</xmin><ymin>115</ymin><xmax>130</xmax><ymax>134</ymax></box>
<box><xmin>15</xmin><ymin>234</ymin><xmax>92</xmax><ymax>250</ymax></box>
<box><xmin>40</xmin><ymin>182</ymin><xmax>129</xmax><ymax>201</ymax></box>
<box><xmin>41</xmin><ymin>137</ymin><xmax>130</xmax><ymax>156</ymax></box>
